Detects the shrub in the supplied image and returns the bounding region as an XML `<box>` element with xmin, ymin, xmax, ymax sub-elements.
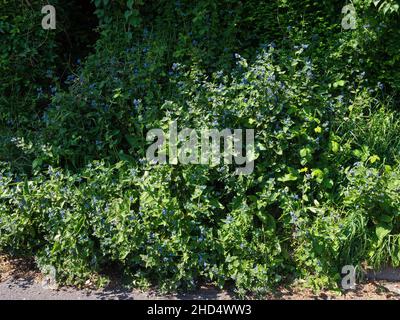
<box><xmin>1</xmin><ymin>0</ymin><xmax>400</xmax><ymax>296</ymax></box>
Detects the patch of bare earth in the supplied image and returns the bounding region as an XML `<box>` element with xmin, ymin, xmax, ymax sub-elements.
<box><xmin>0</xmin><ymin>254</ymin><xmax>39</xmax><ymax>283</ymax></box>
<box><xmin>264</xmin><ymin>282</ymin><xmax>400</xmax><ymax>300</ymax></box>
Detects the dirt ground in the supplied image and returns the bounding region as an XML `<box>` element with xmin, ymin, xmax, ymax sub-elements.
<box><xmin>1</xmin><ymin>254</ymin><xmax>400</xmax><ymax>300</ymax></box>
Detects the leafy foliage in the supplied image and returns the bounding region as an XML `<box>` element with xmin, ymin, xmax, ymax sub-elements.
<box><xmin>1</xmin><ymin>0</ymin><xmax>400</xmax><ymax>296</ymax></box>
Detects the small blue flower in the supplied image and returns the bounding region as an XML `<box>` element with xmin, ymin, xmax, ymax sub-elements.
<box><xmin>241</xmin><ymin>77</ymin><xmax>249</xmax><ymax>85</ymax></box>
<box><xmin>36</xmin><ymin>87</ymin><xmax>43</xmax><ymax>98</ymax></box>
<box><xmin>65</xmin><ymin>74</ymin><xmax>76</xmax><ymax>83</ymax></box>
<box><xmin>290</xmin><ymin>211</ymin><xmax>298</xmax><ymax>224</ymax></box>
<box><xmin>172</xmin><ymin>63</ymin><xmax>179</xmax><ymax>71</ymax></box>
<box><xmin>133</xmin><ymin>99</ymin><xmax>140</xmax><ymax>107</ymax></box>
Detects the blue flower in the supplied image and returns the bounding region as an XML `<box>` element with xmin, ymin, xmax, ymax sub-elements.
<box><xmin>241</xmin><ymin>77</ymin><xmax>249</xmax><ymax>85</ymax></box>
<box><xmin>133</xmin><ymin>99</ymin><xmax>141</xmax><ymax>108</ymax></box>
<box><xmin>65</xmin><ymin>74</ymin><xmax>76</xmax><ymax>84</ymax></box>
<box><xmin>289</xmin><ymin>211</ymin><xmax>298</xmax><ymax>224</ymax></box>
<box><xmin>172</xmin><ymin>63</ymin><xmax>179</xmax><ymax>71</ymax></box>
<box><xmin>36</xmin><ymin>87</ymin><xmax>43</xmax><ymax>98</ymax></box>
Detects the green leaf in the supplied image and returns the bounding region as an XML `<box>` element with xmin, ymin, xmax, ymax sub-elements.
<box><xmin>330</xmin><ymin>140</ymin><xmax>339</xmax><ymax>153</ymax></box>
<box><xmin>125</xmin><ymin>135</ymin><xmax>139</xmax><ymax>148</ymax></box>
<box><xmin>376</xmin><ymin>224</ymin><xmax>391</xmax><ymax>241</ymax></box>
<box><xmin>118</xmin><ymin>151</ymin><xmax>136</xmax><ymax>162</ymax></box>
<box><xmin>256</xmin><ymin>212</ymin><xmax>276</xmax><ymax>232</ymax></box>
<box><xmin>378</xmin><ymin>215</ymin><xmax>393</xmax><ymax>223</ymax></box>
<box><xmin>278</xmin><ymin>173</ymin><xmax>298</xmax><ymax>182</ymax></box>
<box><xmin>333</xmin><ymin>80</ymin><xmax>345</xmax><ymax>88</ymax></box>
<box><xmin>369</xmin><ymin>155</ymin><xmax>380</xmax><ymax>164</ymax></box>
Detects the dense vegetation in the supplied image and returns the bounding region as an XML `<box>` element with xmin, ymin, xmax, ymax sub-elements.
<box><xmin>1</xmin><ymin>0</ymin><xmax>400</xmax><ymax>296</ymax></box>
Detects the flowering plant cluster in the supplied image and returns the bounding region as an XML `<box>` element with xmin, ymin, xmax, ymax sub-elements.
<box><xmin>1</xmin><ymin>0</ymin><xmax>400</xmax><ymax>296</ymax></box>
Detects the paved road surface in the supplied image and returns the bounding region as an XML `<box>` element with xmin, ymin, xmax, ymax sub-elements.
<box><xmin>0</xmin><ymin>276</ymin><xmax>232</xmax><ymax>300</ymax></box>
